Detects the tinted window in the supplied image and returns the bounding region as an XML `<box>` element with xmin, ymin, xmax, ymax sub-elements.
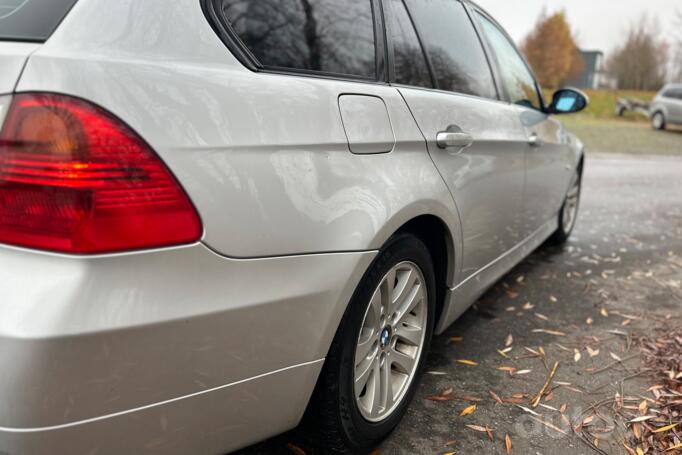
<box><xmin>0</xmin><ymin>0</ymin><xmax>77</xmax><ymax>41</ymax></box>
<box><xmin>662</xmin><ymin>89</ymin><xmax>682</xmax><ymax>100</ymax></box>
<box><xmin>386</xmin><ymin>0</ymin><xmax>432</xmax><ymax>88</ymax></box>
<box><xmin>220</xmin><ymin>0</ymin><xmax>376</xmax><ymax>79</ymax></box>
<box><xmin>406</xmin><ymin>0</ymin><xmax>495</xmax><ymax>98</ymax></box>
<box><xmin>477</xmin><ymin>13</ymin><xmax>542</xmax><ymax>110</ymax></box>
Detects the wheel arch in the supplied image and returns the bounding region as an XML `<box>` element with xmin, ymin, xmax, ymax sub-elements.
<box><xmin>391</xmin><ymin>215</ymin><xmax>455</xmax><ymax>331</ymax></box>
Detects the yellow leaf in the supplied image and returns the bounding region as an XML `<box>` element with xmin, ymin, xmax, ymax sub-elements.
<box><xmin>652</xmin><ymin>423</ymin><xmax>678</xmax><ymax>433</ymax></box>
<box><xmin>505</xmin><ymin>433</ymin><xmax>513</xmax><ymax>454</ymax></box>
<box><xmin>667</xmin><ymin>443</ymin><xmax>682</xmax><ymax>451</ymax></box>
<box><xmin>636</xmin><ymin>448</ymin><xmax>644</xmax><ymax>455</ymax></box>
<box><xmin>457</xmin><ymin>359</ymin><xmax>478</xmax><ymax>366</ymax></box>
<box><xmin>460</xmin><ymin>405</ymin><xmax>477</xmax><ymax>417</ymax></box>
<box><xmin>450</xmin><ymin>336</ymin><xmax>464</xmax><ymax>343</ymax></box>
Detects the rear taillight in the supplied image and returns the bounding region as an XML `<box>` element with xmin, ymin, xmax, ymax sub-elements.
<box><xmin>0</xmin><ymin>93</ymin><xmax>202</xmax><ymax>254</ymax></box>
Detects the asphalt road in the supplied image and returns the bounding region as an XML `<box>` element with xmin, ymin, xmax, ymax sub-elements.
<box><xmin>238</xmin><ymin>153</ymin><xmax>682</xmax><ymax>455</ymax></box>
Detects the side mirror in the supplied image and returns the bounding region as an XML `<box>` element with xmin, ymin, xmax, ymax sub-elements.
<box><xmin>548</xmin><ymin>88</ymin><xmax>588</xmax><ymax>114</ymax></box>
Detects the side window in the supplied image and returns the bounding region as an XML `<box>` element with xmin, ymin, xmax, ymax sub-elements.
<box><xmin>218</xmin><ymin>0</ymin><xmax>377</xmax><ymax>79</ymax></box>
<box><xmin>385</xmin><ymin>0</ymin><xmax>432</xmax><ymax>88</ymax></box>
<box><xmin>405</xmin><ymin>0</ymin><xmax>496</xmax><ymax>99</ymax></box>
<box><xmin>476</xmin><ymin>13</ymin><xmax>542</xmax><ymax>110</ymax></box>
<box><xmin>662</xmin><ymin>90</ymin><xmax>675</xmax><ymax>99</ymax></box>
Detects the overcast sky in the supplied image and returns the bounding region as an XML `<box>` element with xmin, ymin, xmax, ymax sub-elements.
<box><xmin>474</xmin><ymin>0</ymin><xmax>681</xmax><ymax>54</ymax></box>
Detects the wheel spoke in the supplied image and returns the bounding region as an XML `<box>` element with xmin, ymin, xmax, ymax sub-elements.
<box><xmin>368</xmin><ymin>288</ymin><xmax>382</xmax><ymax>323</ymax></box>
<box><xmin>391</xmin><ymin>269</ymin><xmax>417</xmax><ymax>314</ymax></box>
<box><xmin>390</xmin><ymin>346</ymin><xmax>416</xmax><ymax>374</ymax></box>
<box><xmin>355</xmin><ymin>350</ymin><xmax>377</xmax><ymax>398</ymax></box>
<box><xmin>355</xmin><ymin>335</ymin><xmax>376</xmax><ymax>366</ymax></box>
<box><xmin>393</xmin><ymin>284</ymin><xmax>423</xmax><ymax>326</ymax></box>
<box><xmin>378</xmin><ymin>357</ymin><xmax>391</xmax><ymax>413</ymax></box>
<box><xmin>394</xmin><ymin>324</ymin><xmax>423</xmax><ymax>347</ymax></box>
<box><xmin>369</xmin><ymin>359</ymin><xmax>382</xmax><ymax>417</ymax></box>
<box><xmin>381</xmin><ymin>268</ymin><xmax>396</xmax><ymax>313</ymax></box>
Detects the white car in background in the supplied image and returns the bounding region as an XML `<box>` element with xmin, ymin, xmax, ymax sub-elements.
<box><xmin>650</xmin><ymin>83</ymin><xmax>682</xmax><ymax>130</ymax></box>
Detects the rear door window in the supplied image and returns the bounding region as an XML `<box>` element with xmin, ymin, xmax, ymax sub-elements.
<box><xmin>476</xmin><ymin>12</ymin><xmax>542</xmax><ymax>110</ymax></box>
<box><xmin>218</xmin><ymin>0</ymin><xmax>377</xmax><ymax>79</ymax></box>
<box><xmin>385</xmin><ymin>0</ymin><xmax>432</xmax><ymax>88</ymax></box>
<box><xmin>0</xmin><ymin>0</ymin><xmax>78</xmax><ymax>42</ymax></box>
<box><xmin>405</xmin><ymin>0</ymin><xmax>496</xmax><ymax>99</ymax></box>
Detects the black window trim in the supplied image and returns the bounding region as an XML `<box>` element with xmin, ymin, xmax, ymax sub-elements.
<box><xmin>201</xmin><ymin>0</ymin><xmax>388</xmax><ymax>84</ymax></box>
<box><xmin>382</xmin><ymin>0</ymin><xmax>437</xmax><ymax>89</ymax></box>
<box><xmin>470</xmin><ymin>4</ymin><xmax>548</xmax><ymax>113</ymax></box>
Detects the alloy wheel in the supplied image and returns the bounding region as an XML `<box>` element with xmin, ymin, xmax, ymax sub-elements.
<box><xmin>562</xmin><ymin>171</ymin><xmax>581</xmax><ymax>233</ymax></box>
<box><xmin>353</xmin><ymin>261</ymin><xmax>428</xmax><ymax>422</ymax></box>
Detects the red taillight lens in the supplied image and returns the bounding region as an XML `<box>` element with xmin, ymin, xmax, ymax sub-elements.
<box><xmin>0</xmin><ymin>93</ymin><xmax>202</xmax><ymax>254</ymax></box>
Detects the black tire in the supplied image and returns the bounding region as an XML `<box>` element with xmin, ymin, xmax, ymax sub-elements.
<box><xmin>550</xmin><ymin>166</ymin><xmax>583</xmax><ymax>245</ymax></box>
<box><xmin>651</xmin><ymin>112</ymin><xmax>666</xmax><ymax>130</ymax></box>
<box><xmin>303</xmin><ymin>234</ymin><xmax>436</xmax><ymax>454</ymax></box>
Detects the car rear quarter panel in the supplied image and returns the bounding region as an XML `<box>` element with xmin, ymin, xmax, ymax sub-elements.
<box><xmin>15</xmin><ymin>0</ymin><xmax>463</xmax><ymax>275</ymax></box>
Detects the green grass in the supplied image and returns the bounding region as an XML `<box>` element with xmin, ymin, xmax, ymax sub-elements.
<box><xmin>561</xmin><ymin>116</ymin><xmax>682</xmax><ymax>155</ymax></box>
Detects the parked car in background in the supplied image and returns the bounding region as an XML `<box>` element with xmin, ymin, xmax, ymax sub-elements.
<box><xmin>650</xmin><ymin>83</ymin><xmax>682</xmax><ymax>130</ymax></box>
<box><xmin>0</xmin><ymin>0</ymin><xmax>587</xmax><ymax>453</ymax></box>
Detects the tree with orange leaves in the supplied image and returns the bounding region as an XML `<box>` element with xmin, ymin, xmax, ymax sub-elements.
<box><xmin>522</xmin><ymin>11</ymin><xmax>584</xmax><ymax>89</ymax></box>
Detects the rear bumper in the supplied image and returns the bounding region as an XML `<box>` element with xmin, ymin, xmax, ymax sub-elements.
<box><xmin>0</xmin><ymin>243</ymin><xmax>375</xmax><ymax>454</ymax></box>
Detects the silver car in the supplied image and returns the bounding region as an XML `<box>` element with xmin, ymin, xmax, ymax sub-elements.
<box><xmin>651</xmin><ymin>83</ymin><xmax>682</xmax><ymax>130</ymax></box>
<box><xmin>0</xmin><ymin>0</ymin><xmax>587</xmax><ymax>453</ymax></box>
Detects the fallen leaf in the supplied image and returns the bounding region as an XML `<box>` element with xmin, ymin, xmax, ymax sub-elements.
<box><xmin>629</xmin><ymin>415</ymin><xmax>656</xmax><ymax>423</ymax></box>
<box><xmin>601</xmin><ymin>308</ymin><xmax>609</xmax><ymax>317</ymax></box>
<box><xmin>652</xmin><ymin>423</ymin><xmax>678</xmax><ymax>433</ymax></box>
<box><xmin>610</xmin><ymin>352</ymin><xmax>622</xmax><ymax>362</ymax></box>
<box><xmin>529</xmin><ymin>415</ymin><xmax>567</xmax><ymax>435</ymax></box>
<box><xmin>532</xmin><ymin>329</ymin><xmax>566</xmax><ymax>336</ymax></box>
<box><xmin>460</xmin><ymin>405</ymin><xmax>477</xmax><ymax>417</ymax></box>
<box><xmin>522</xmin><ymin>302</ymin><xmax>534</xmax><ymax>310</ymax></box>
<box><xmin>587</xmin><ymin>346</ymin><xmax>599</xmax><ymax>357</ymax></box>
<box><xmin>516</xmin><ymin>405</ymin><xmax>541</xmax><ymax>416</ymax></box>
<box><xmin>505</xmin><ymin>434</ymin><xmax>512</xmax><ymax>454</ymax></box>
<box><xmin>505</xmin><ymin>334</ymin><xmax>514</xmax><ymax>347</ymax></box>
<box><xmin>449</xmin><ymin>336</ymin><xmax>464</xmax><ymax>343</ymax></box>
<box><xmin>457</xmin><ymin>360</ymin><xmax>478</xmax><ymax>366</ymax></box>
<box><xmin>287</xmin><ymin>443</ymin><xmax>306</xmax><ymax>455</ymax></box>
<box><xmin>549</xmin><ymin>295</ymin><xmax>558</xmax><ymax>303</ymax></box>
<box><xmin>574</xmin><ymin>349</ymin><xmax>582</xmax><ymax>362</ymax></box>
<box><xmin>633</xmin><ymin>422</ymin><xmax>641</xmax><ymax>439</ymax></box>
<box><xmin>489</xmin><ymin>390</ymin><xmax>503</xmax><ymax>404</ymax></box>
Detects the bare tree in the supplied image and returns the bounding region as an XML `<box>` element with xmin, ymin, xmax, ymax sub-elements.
<box><xmin>607</xmin><ymin>17</ymin><xmax>667</xmax><ymax>90</ymax></box>
<box><xmin>672</xmin><ymin>10</ymin><xmax>682</xmax><ymax>82</ymax></box>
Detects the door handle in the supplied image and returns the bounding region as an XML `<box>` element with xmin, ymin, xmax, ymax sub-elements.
<box><xmin>436</xmin><ymin>131</ymin><xmax>474</xmax><ymax>149</ymax></box>
<box><xmin>528</xmin><ymin>133</ymin><xmax>542</xmax><ymax>147</ymax></box>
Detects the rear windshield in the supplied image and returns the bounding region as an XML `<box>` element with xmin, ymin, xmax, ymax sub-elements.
<box><xmin>0</xmin><ymin>0</ymin><xmax>77</xmax><ymax>42</ymax></box>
